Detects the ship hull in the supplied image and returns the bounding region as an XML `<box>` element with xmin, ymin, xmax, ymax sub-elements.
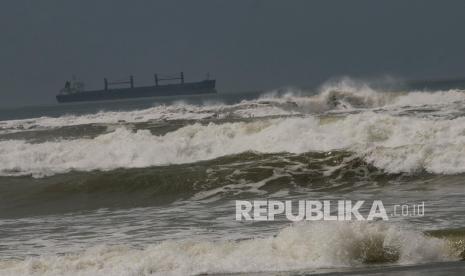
<box><xmin>56</xmin><ymin>80</ymin><xmax>216</xmax><ymax>103</ymax></box>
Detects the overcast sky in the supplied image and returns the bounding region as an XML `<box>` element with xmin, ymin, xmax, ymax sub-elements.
<box><xmin>1</xmin><ymin>0</ymin><xmax>465</xmax><ymax>107</ymax></box>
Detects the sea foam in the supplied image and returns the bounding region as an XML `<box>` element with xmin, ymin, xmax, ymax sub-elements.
<box><xmin>1</xmin><ymin>111</ymin><xmax>465</xmax><ymax>177</ymax></box>
<box><xmin>1</xmin><ymin>83</ymin><xmax>464</xmax><ymax>134</ymax></box>
<box><xmin>0</xmin><ymin>222</ymin><xmax>456</xmax><ymax>276</ymax></box>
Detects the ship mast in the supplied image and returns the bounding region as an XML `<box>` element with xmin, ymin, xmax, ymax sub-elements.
<box><xmin>154</xmin><ymin>72</ymin><xmax>184</xmax><ymax>87</ymax></box>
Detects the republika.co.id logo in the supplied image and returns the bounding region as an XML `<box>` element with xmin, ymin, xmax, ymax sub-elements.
<box><xmin>235</xmin><ymin>200</ymin><xmax>425</xmax><ymax>221</ymax></box>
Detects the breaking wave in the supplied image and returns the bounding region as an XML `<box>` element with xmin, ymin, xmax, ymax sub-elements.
<box><xmin>0</xmin><ymin>222</ymin><xmax>460</xmax><ymax>276</ymax></box>
<box><xmin>1</xmin><ymin>111</ymin><xmax>465</xmax><ymax>177</ymax></box>
<box><xmin>0</xmin><ymin>100</ymin><xmax>296</xmax><ymax>135</ymax></box>
<box><xmin>1</xmin><ymin>80</ymin><xmax>465</xmax><ymax>134</ymax></box>
<box><xmin>318</xmin><ymin>78</ymin><xmax>465</xmax><ymax>109</ymax></box>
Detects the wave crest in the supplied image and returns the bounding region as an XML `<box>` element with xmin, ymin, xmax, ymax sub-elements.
<box><xmin>2</xmin><ymin>111</ymin><xmax>465</xmax><ymax>177</ymax></box>
<box><xmin>2</xmin><ymin>79</ymin><xmax>465</xmax><ymax>134</ymax></box>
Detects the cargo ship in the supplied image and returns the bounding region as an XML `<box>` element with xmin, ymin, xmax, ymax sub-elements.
<box><xmin>56</xmin><ymin>72</ymin><xmax>216</xmax><ymax>103</ymax></box>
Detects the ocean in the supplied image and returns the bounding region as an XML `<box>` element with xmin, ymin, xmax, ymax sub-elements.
<box><xmin>1</xmin><ymin>79</ymin><xmax>465</xmax><ymax>275</ymax></box>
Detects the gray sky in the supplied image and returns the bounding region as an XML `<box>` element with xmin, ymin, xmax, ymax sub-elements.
<box><xmin>1</xmin><ymin>0</ymin><xmax>465</xmax><ymax>108</ymax></box>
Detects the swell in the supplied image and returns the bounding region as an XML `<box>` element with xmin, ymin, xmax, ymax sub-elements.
<box><xmin>0</xmin><ymin>151</ymin><xmax>400</xmax><ymax>218</ymax></box>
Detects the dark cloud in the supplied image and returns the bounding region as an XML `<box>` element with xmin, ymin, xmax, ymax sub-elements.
<box><xmin>1</xmin><ymin>0</ymin><xmax>465</xmax><ymax>107</ymax></box>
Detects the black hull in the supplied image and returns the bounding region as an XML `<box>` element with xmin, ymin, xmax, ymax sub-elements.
<box><xmin>57</xmin><ymin>80</ymin><xmax>216</xmax><ymax>103</ymax></box>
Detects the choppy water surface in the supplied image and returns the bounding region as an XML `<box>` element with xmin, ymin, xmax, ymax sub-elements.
<box><xmin>1</xmin><ymin>80</ymin><xmax>465</xmax><ymax>275</ymax></box>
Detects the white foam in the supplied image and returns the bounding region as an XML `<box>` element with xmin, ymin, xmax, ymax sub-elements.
<box><xmin>0</xmin><ymin>222</ymin><xmax>455</xmax><ymax>276</ymax></box>
<box><xmin>0</xmin><ymin>100</ymin><xmax>299</xmax><ymax>135</ymax></box>
<box><xmin>2</xmin><ymin>111</ymin><xmax>465</xmax><ymax>177</ymax></box>
<box><xmin>3</xmin><ymin>79</ymin><xmax>465</xmax><ymax>135</ymax></box>
<box><xmin>0</xmin><ymin>104</ymin><xmax>216</xmax><ymax>134</ymax></box>
<box><xmin>391</xmin><ymin>90</ymin><xmax>465</xmax><ymax>107</ymax></box>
